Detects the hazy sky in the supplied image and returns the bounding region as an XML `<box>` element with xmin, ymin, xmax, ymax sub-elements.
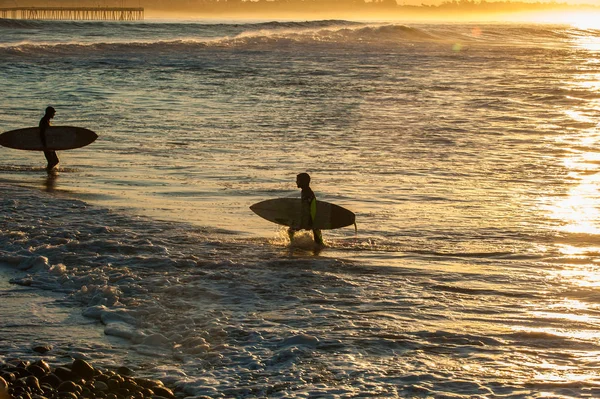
<box><xmin>398</xmin><ymin>0</ymin><xmax>599</xmax><ymax>4</ymax></box>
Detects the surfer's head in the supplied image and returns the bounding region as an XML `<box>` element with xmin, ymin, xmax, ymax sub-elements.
<box><xmin>296</xmin><ymin>172</ymin><xmax>311</xmax><ymax>189</ymax></box>
<box><xmin>45</xmin><ymin>106</ymin><xmax>56</xmax><ymax>118</ymax></box>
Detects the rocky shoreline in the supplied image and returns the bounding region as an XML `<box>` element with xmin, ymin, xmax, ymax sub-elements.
<box><xmin>0</xmin><ymin>356</ymin><xmax>179</xmax><ymax>399</ymax></box>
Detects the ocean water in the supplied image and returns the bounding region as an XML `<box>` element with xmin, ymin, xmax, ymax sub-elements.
<box><xmin>1</xmin><ymin>19</ymin><xmax>600</xmax><ymax>398</ymax></box>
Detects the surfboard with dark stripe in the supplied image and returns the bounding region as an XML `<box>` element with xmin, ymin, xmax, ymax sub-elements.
<box><xmin>250</xmin><ymin>198</ymin><xmax>355</xmax><ymax>230</ymax></box>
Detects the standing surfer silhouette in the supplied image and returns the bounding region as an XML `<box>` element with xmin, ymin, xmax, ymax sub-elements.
<box><xmin>39</xmin><ymin>106</ymin><xmax>59</xmax><ymax>171</ymax></box>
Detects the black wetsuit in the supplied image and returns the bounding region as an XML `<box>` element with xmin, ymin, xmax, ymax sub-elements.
<box><xmin>299</xmin><ymin>186</ymin><xmax>323</xmax><ymax>245</ymax></box>
<box><xmin>39</xmin><ymin>115</ymin><xmax>59</xmax><ymax>169</ymax></box>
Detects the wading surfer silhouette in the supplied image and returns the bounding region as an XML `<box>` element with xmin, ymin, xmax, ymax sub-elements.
<box><xmin>39</xmin><ymin>106</ymin><xmax>59</xmax><ymax>171</ymax></box>
<box><xmin>288</xmin><ymin>172</ymin><xmax>324</xmax><ymax>246</ymax></box>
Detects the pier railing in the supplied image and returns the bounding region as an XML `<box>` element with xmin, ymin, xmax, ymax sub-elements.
<box><xmin>0</xmin><ymin>7</ymin><xmax>144</xmax><ymax>21</ymax></box>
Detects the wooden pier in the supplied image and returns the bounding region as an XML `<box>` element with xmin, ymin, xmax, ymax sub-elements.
<box><xmin>0</xmin><ymin>7</ymin><xmax>144</xmax><ymax>21</ymax></box>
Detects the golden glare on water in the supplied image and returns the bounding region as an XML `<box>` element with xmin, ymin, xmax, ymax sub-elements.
<box><xmin>567</xmin><ymin>12</ymin><xmax>600</xmax><ymax>30</ymax></box>
<box><xmin>544</xmin><ymin>29</ymin><xmax>600</xmax><ymax>237</ymax></box>
<box><xmin>573</xmin><ymin>35</ymin><xmax>600</xmax><ymax>53</ymax></box>
<box><xmin>542</xmin><ymin>107</ymin><xmax>600</xmax><ymax>235</ymax></box>
<box><xmin>514</xmin><ymin>325</ymin><xmax>600</xmax><ymax>341</ymax></box>
<box><xmin>545</xmin><ymin>171</ymin><xmax>600</xmax><ymax>235</ymax></box>
<box><xmin>516</xmin><ymin>298</ymin><xmax>600</xmax><ymax>352</ymax></box>
<box><xmin>550</xmin><ymin>262</ymin><xmax>600</xmax><ymax>288</ymax></box>
<box><xmin>531</xmin><ymin>11</ymin><xmax>600</xmax><ymax>31</ymax></box>
<box><xmin>562</xmin><ymin>12</ymin><xmax>600</xmax><ymax>52</ymax></box>
<box><xmin>531</xmin><ymin>310</ymin><xmax>596</xmax><ymax>325</ymax></box>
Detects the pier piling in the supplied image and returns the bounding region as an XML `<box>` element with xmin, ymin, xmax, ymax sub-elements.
<box><xmin>0</xmin><ymin>7</ymin><xmax>144</xmax><ymax>21</ymax></box>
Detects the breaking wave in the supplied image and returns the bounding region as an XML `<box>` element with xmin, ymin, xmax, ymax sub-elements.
<box><xmin>1</xmin><ymin>20</ymin><xmax>583</xmax><ymax>57</ymax></box>
<box><xmin>0</xmin><ymin>22</ymin><xmax>445</xmax><ymax>57</ymax></box>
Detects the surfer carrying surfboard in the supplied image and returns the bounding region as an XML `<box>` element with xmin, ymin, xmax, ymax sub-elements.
<box><xmin>288</xmin><ymin>173</ymin><xmax>324</xmax><ymax>245</ymax></box>
<box><xmin>40</xmin><ymin>106</ymin><xmax>60</xmax><ymax>171</ymax></box>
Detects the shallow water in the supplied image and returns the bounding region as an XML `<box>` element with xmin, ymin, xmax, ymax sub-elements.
<box><xmin>1</xmin><ymin>20</ymin><xmax>600</xmax><ymax>398</ymax></box>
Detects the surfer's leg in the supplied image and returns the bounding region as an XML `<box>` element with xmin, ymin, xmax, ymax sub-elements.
<box><xmin>48</xmin><ymin>151</ymin><xmax>59</xmax><ymax>170</ymax></box>
<box><xmin>287</xmin><ymin>227</ymin><xmax>296</xmax><ymax>242</ymax></box>
<box><xmin>44</xmin><ymin>151</ymin><xmax>54</xmax><ymax>170</ymax></box>
<box><xmin>313</xmin><ymin>229</ymin><xmax>323</xmax><ymax>245</ymax></box>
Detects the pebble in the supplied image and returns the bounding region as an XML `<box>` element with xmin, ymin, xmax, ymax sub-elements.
<box><xmin>0</xmin><ymin>358</ymin><xmax>180</xmax><ymax>399</ymax></box>
<box><xmin>71</xmin><ymin>359</ymin><xmax>95</xmax><ymax>380</ymax></box>
<box><xmin>32</xmin><ymin>345</ymin><xmax>53</xmax><ymax>354</ymax></box>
